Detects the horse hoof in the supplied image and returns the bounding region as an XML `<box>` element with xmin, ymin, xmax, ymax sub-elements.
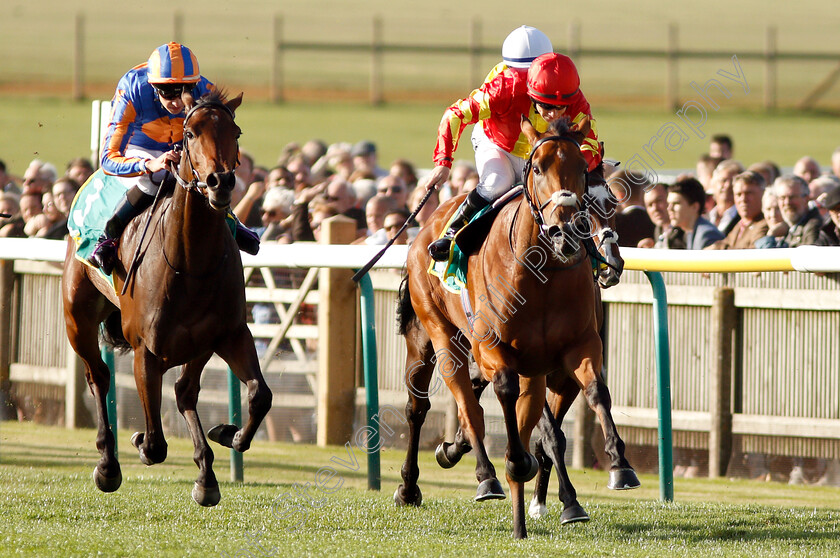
<box><xmin>475</xmin><ymin>478</ymin><xmax>506</xmax><ymax>501</ymax></box>
<box><xmin>192</xmin><ymin>482</ymin><xmax>221</xmax><ymax>507</ymax></box>
<box><xmin>394</xmin><ymin>484</ymin><xmax>422</xmax><ymax>507</ymax></box>
<box><xmin>608</xmin><ymin>467</ymin><xmax>641</xmax><ymax>490</ymax></box>
<box><xmin>506</xmin><ymin>453</ymin><xmax>539</xmax><ymax>483</ymax></box>
<box><xmin>207</xmin><ymin>424</ymin><xmax>239</xmax><ymax>448</ymax></box>
<box><xmin>130</xmin><ymin>431</ymin><xmax>144</xmax><ymax>449</ymax></box>
<box><xmin>435</xmin><ymin>442</ymin><xmax>461</xmax><ymax>469</ymax></box>
<box><xmin>528</xmin><ymin>497</ymin><xmax>547</xmax><ymax>519</ymax></box>
<box><xmin>130</xmin><ymin>432</ymin><xmax>155</xmax><ymax>466</ymax></box>
<box><xmin>92</xmin><ymin>466</ymin><xmax>122</xmax><ymax>493</ymax></box>
<box><xmin>560</xmin><ymin>503</ymin><xmax>590</xmax><ymax>524</ymax></box>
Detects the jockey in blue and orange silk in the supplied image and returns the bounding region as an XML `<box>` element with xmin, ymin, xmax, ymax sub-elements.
<box><xmin>89</xmin><ymin>42</ymin><xmax>259</xmax><ymax>275</ymax></box>
<box><xmin>424</xmin><ymin>26</ymin><xmax>608</xmax><ymax>262</ymax></box>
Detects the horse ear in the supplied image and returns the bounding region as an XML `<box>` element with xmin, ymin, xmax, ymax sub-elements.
<box><xmin>182</xmin><ymin>89</ymin><xmax>195</xmax><ymax>110</ymax></box>
<box><xmin>226</xmin><ymin>93</ymin><xmax>244</xmax><ymax>114</ymax></box>
<box><xmin>521</xmin><ymin>115</ymin><xmax>539</xmax><ymax>144</ymax></box>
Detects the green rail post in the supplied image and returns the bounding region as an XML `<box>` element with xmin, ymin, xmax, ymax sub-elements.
<box><xmin>227</xmin><ymin>368</ymin><xmax>243</xmax><ymax>482</ymax></box>
<box><xmin>357</xmin><ymin>272</ymin><xmax>381</xmax><ymax>490</ymax></box>
<box><xmin>101</xmin><ymin>347</ymin><xmax>117</xmax><ymax>459</ymax></box>
<box><xmin>644</xmin><ymin>271</ymin><xmax>673</xmax><ymax>502</ymax></box>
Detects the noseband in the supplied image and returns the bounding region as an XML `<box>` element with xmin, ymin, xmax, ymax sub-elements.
<box><xmin>171</xmin><ymin>100</ymin><xmax>239</xmax><ymax>192</ymax></box>
<box><xmin>522</xmin><ymin>134</ymin><xmax>586</xmax><ymax>247</ymax></box>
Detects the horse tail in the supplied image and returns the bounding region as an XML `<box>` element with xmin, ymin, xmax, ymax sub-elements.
<box><xmin>101</xmin><ymin>310</ymin><xmax>131</xmax><ymax>352</ymax></box>
<box><xmin>396</xmin><ymin>276</ymin><xmax>417</xmax><ymax>336</ymax></box>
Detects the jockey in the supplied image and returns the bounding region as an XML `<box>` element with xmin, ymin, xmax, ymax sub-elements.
<box><xmin>89</xmin><ymin>42</ymin><xmax>259</xmax><ymax>274</ymax></box>
<box><xmin>424</xmin><ymin>27</ymin><xmax>605</xmax><ymax>262</ymax></box>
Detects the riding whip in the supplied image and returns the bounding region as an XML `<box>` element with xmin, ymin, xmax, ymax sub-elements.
<box><xmin>120</xmin><ymin>166</ymin><xmax>171</xmax><ymax>295</ymax></box>
<box><xmin>351</xmin><ymin>186</ymin><xmax>435</xmax><ymax>283</ymax></box>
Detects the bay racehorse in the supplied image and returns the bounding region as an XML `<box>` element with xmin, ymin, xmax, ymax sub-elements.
<box><xmin>61</xmin><ymin>90</ymin><xmax>271</xmax><ymax>506</ymax></box>
<box><xmin>395</xmin><ymin>117</ymin><xmax>637</xmax><ymax>538</ymax></box>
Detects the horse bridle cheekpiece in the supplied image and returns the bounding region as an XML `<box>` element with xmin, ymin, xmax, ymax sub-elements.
<box><xmin>522</xmin><ymin>134</ymin><xmax>585</xmax><ymax>243</ymax></box>
<box><xmin>171</xmin><ymin>100</ymin><xmax>239</xmax><ymax>192</ymax></box>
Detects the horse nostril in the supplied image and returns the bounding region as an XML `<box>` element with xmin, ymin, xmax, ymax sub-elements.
<box><xmin>206</xmin><ymin>173</ymin><xmax>220</xmax><ymax>189</ymax></box>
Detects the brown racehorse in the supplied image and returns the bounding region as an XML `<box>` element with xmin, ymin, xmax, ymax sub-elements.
<box><xmin>395</xmin><ymin>116</ymin><xmax>638</xmax><ymax>538</ymax></box>
<box><xmin>61</xmin><ymin>90</ymin><xmax>271</xmax><ymax>506</ymax></box>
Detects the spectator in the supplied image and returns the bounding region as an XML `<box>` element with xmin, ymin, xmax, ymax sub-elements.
<box><xmin>707</xmin><ymin>171</ymin><xmax>768</xmax><ymax>250</ymax></box>
<box><xmin>18</xmin><ymin>192</ymin><xmax>44</xmax><ymax>237</ymax></box>
<box><xmin>0</xmin><ymin>159</ymin><xmax>20</xmax><ymax>194</ymax></box>
<box><xmin>257</xmin><ymin>187</ymin><xmax>296</xmax><ymax>243</ymax></box>
<box><xmin>383</xmin><ymin>208</ymin><xmax>412</xmax><ymax>245</ymax></box>
<box><xmin>0</xmin><ymin>194</ymin><xmax>25</xmax><ymax>237</ymax></box>
<box><xmin>362</xmin><ymin>194</ymin><xmax>399</xmax><ymax>244</ymax></box>
<box><xmin>351</xmin><ymin>140</ymin><xmax>387</xmax><ymax>180</ymax></box>
<box><xmin>265</xmin><ymin>165</ymin><xmax>295</xmax><ymax>190</ymax></box>
<box><xmin>661</xmin><ymin>177</ymin><xmax>724</xmax><ymax>249</ymax></box>
<box><xmin>609</xmin><ymin>169</ymin><xmax>655</xmax><ymax>247</ymax></box>
<box><xmin>66</xmin><ymin>157</ymin><xmax>94</xmax><ymax>185</ymax></box>
<box><xmin>709</xmin><ymin>134</ymin><xmax>733</xmax><ymax>160</ymax></box>
<box><xmin>352</xmin><ymin>178</ymin><xmax>378</xmax><ymax>210</ymax></box>
<box><xmin>639</xmin><ymin>182</ymin><xmax>670</xmax><ymax>248</ymax></box>
<box><xmin>376</xmin><ymin>174</ymin><xmax>409</xmax><ymax>210</ymax></box>
<box><xmin>52</xmin><ymin>176</ymin><xmax>80</xmax><ymax>218</ymax></box>
<box><xmin>389</xmin><ymin>158</ymin><xmax>419</xmax><ymax>190</ymax></box>
<box><xmin>706</xmin><ymin>159</ymin><xmax>744</xmax><ymax>236</ymax></box>
<box><xmin>695</xmin><ymin>153</ymin><xmax>724</xmax><ymax>195</ymax></box>
<box><xmin>808</xmin><ymin>175</ymin><xmax>840</xmax><ymax>219</ymax></box>
<box><xmin>323</xmin><ymin>176</ymin><xmax>366</xmax><ymax>237</ymax></box>
<box><xmin>815</xmin><ymin>186</ymin><xmax>840</xmax><ymax>246</ymax></box>
<box><xmin>774</xmin><ymin>174</ymin><xmax>823</xmax><ymax>247</ymax></box>
<box><xmin>793</xmin><ymin>156</ymin><xmax>821</xmax><ymax>184</ymax></box>
<box><xmin>21</xmin><ymin>159</ymin><xmax>57</xmax><ymax>196</ymax></box>
<box><xmin>440</xmin><ymin>160</ymin><xmax>477</xmax><ymax>203</ymax></box>
<box><xmin>747</xmin><ymin>160</ymin><xmax>779</xmax><ymax>189</ymax></box>
<box><xmin>308</xmin><ymin>199</ymin><xmax>340</xmax><ymax>242</ymax></box>
<box><xmin>287</xmin><ymin>154</ymin><xmax>313</xmax><ymax>192</ymax></box>
<box><xmin>409</xmin><ymin>183</ymin><xmax>440</xmax><ymax>229</ymax></box>
<box><xmin>831</xmin><ymin>147</ymin><xmax>840</xmax><ymax>178</ymax></box>
<box><xmin>302</xmin><ymin>139</ymin><xmax>329</xmax><ymax>182</ymax></box>
<box><xmin>754</xmin><ymin>189</ymin><xmax>787</xmax><ymax>249</ymax></box>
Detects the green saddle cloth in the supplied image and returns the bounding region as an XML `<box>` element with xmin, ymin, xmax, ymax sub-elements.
<box><xmin>427</xmin><ymin>203</ymin><xmax>495</xmax><ymax>294</ymax></box>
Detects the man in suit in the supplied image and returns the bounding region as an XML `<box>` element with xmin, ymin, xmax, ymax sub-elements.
<box><xmin>707</xmin><ymin>171</ymin><xmax>768</xmax><ymax>250</ymax></box>
<box><xmin>662</xmin><ymin>177</ymin><xmax>724</xmax><ymax>250</ymax></box>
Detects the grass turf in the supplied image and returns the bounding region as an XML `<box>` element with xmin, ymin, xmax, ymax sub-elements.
<box><xmin>2</xmin><ymin>421</ymin><xmax>839</xmax><ymax>557</ymax></box>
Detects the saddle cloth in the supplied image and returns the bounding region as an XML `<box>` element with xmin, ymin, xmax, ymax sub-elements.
<box><xmin>67</xmin><ymin>169</ymin><xmax>129</xmax><ymax>269</ymax></box>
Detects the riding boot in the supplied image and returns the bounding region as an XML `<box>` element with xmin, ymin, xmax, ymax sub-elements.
<box><xmin>428</xmin><ymin>189</ymin><xmax>491</xmax><ymax>262</ymax></box>
<box><xmin>88</xmin><ymin>186</ymin><xmax>155</xmax><ymax>275</ymax></box>
<box><xmin>234</xmin><ymin>219</ymin><xmax>261</xmax><ymax>255</ymax></box>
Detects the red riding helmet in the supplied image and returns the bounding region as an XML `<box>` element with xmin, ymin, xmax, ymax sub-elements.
<box><xmin>527</xmin><ymin>53</ymin><xmax>580</xmax><ymax>106</ymax></box>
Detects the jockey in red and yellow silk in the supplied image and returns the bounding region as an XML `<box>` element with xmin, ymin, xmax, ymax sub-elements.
<box><xmin>433</xmin><ymin>62</ymin><xmax>601</xmax><ymax>173</ymax></box>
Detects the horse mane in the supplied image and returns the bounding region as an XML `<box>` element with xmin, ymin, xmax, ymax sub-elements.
<box><xmin>196</xmin><ymin>88</ymin><xmax>227</xmax><ymax>108</ymax></box>
<box><xmin>547</xmin><ymin>117</ymin><xmax>572</xmax><ymax>137</ymax></box>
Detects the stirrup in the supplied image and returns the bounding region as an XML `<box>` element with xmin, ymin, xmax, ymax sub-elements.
<box><xmin>428</xmin><ymin>236</ymin><xmax>454</xmax><ymax>262</ymax></box>
<box><xmin>89</xmin><ymin>237</ymin><xmax>119</xmax><ymax>275</ymax></box>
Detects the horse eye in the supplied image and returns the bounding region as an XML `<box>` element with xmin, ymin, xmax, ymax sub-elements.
<box><xmin>533</xmin><ymin>165</ymin><xmax>542</xmax><ymax>176</ymax></box>
<box><xmin>185</xmin><ymin>130</ymin><xmax>195</xmax><ymax>140</ymax></box>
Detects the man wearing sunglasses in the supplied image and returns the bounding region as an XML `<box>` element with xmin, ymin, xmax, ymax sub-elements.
<box><xmin>90</xmin><ymin>42</ymin><xmax>258</xmax><ymax>274</ymax></box>
<box><xmin>424</xmin><ymin>26</ymin><xmax>606</xmax><ymax>263</ymax></box>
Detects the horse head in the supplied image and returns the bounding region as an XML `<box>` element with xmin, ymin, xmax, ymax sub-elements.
<box><xmin>179</xmin><ymin>90</ymin><xmax>243</xmax><ymax>211</ymax></box>
<box><xmin>521</xmin><ymin>116</ymin><xmax>590</xmax><ymax>260</ymax></box>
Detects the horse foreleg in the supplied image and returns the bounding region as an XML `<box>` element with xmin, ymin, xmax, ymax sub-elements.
<box><xmin>395</xmin><ymin>328</ymin><xmax>434</xmax><ymax>507</ymax></box>
<box><xmin>434</xmin><ymin>360</ymin><xmax>487</xmax><ymax>470</ymax></box>
<box><xmin>131</xmin><ymin>346</ymin><xmax>168</xmax><ymax>465</ymax></box>
<box><xmin>63</xmin><ymin>305</ymin><xmax>121</xmax><ymax>492</ymax></box>
<box><xmin>568</xmin><ymin>345</ymin><xmax>640</xmax><ymax>491</ymax></box>
<box><xmin>175</xmin><ymin>353</ymin><xmax>220</xmax><ymax>507</ymax></box>
<box><xmin>531</xmin><ymin>383</ymin><xmax>590</xmax><ymax>524</ymax></box>
<box><xmin>211</xmin><ymin>324</ymin><xmax>272</xmax><ymax>453</ymax></box>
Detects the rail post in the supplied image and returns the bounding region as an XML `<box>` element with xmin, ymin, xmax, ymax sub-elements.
<box><xmin>357</xmin><ymin>273</ymin><xmax>380</xmax><ymax>490</ymax></box>
<box><xmin>709</xmin><ymin>286</ymin><xmax>735</xmax><ymax>478</ymax></box>
<box><xmin>227</xmin><ymin>368</ymin><xmax>243</xmax><ymax>482</ymax></box>
<box><xmin>645</xmin><ymin>271</ymin><xmax>674</xmax><ymax>502</ymax></box>
<box><xmin>0</xmin><ymin>260</ymin><xmax>14</xmax><ymax>419</ymax></box>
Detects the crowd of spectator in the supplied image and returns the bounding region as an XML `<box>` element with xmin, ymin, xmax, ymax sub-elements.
<box><xmin>3</xmin><ymin>133</ymin><xmax>840</xmax><ymax>466</ymax></box>
<box><xmin>608</xmin><ymin>135</ymin><xmax>840</xmax><ymax>253</ymax></box>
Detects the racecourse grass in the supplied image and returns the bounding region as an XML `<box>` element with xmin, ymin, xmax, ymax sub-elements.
<box><xmin>2</xmin><ymin>421</ymin><xmax>839</xmax><ymax>557</ymax></box>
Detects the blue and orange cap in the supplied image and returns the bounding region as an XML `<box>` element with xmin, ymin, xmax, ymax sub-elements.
<box><xmin>147</xmin><ymin>42</ymin><xmax>200</xmax><ymax>84</ymax></box>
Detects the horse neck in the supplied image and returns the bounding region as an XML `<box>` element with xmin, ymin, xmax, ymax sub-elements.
<box><xmin>164</xmin><ymin>183</ymin><xmax>229</xmax><ymax>274</ymax></box>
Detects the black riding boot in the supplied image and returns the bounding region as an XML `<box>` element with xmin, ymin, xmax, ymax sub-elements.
<box><xmin>88</xmin><ymin>186</ymin><xmax>154</xmax><ymax>275</ymax></box>
<box><xmin>428</xmin><ymin>189</ymin><xmax>491</xmax><ymax>262</ymax></box>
